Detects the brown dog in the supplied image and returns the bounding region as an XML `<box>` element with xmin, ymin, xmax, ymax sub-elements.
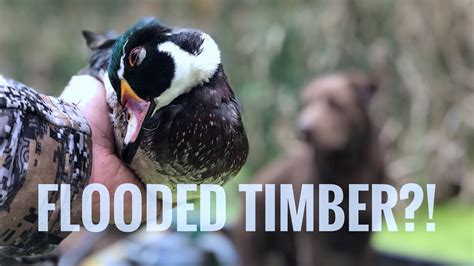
<box><xmin>233</xmin><ymin>73</ymin><xmax>386</xmax><ymax>266</ymax></box>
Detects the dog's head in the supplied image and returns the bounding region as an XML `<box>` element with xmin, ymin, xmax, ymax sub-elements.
<box><xmin>297</xmin><ymin>73</ymin><xmax>378</xmax><ymax>151</ymax></box>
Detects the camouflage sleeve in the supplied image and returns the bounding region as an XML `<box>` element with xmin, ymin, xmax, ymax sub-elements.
<box><xmin>0</xmin><ymin>76</ymin><xmax>92</xmax><ymax>258</ymax></box>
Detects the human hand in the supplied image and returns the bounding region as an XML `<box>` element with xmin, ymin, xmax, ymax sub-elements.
<box><xmin>60</xmin><ymin>75</ymin><xmax>153</xmax><ymax>223</ymax></box>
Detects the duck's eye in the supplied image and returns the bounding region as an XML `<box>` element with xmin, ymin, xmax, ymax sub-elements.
<box><xmin>128</xmin><ymin>46</ymin><xmax>146</xmax><ymax>67</ymax></box>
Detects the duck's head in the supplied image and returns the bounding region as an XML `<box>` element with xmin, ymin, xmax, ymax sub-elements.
<box><xmin>104</xmin><ymin>18</ymin><xmax>221</xmax><ymax>162</ymax></box>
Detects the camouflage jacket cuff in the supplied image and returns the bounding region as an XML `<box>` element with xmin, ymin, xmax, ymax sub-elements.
<box><xmin>0</xmin><ymin>76</ymin><xmax>92</xmax><ymax>258</ymax></box>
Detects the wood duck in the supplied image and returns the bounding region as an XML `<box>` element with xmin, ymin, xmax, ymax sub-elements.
<box><xmin>82</xmin><ymin>18</ymin><xmax>248</xmax><ymax>194</ymax></box>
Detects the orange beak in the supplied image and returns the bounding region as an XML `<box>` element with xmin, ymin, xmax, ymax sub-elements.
<box><xmin>120</xmin><ymin>79</ymin><xmax>151</xmax><ymax>145</ymax></box>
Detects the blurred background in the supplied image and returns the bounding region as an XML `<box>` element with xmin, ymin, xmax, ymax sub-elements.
<box><xmin>0</xmin><ymin>0</ymin><xmax>472</xmax><ymax>264</ymax></box>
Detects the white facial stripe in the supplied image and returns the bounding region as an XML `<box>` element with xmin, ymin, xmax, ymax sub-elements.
<box><xmin>193</xmin><ymin>33</ymin><xmax>221</xmax><ymax>80</ymax></box>
<box><xmin>117</xmin><ymin>39</ymin><xmax>129</xmax><ymax>79</ymax></box>
<box><xmin>153</xmin><ymin>33</ymin><xmax>221</xmax><ymax>112</ymax></box>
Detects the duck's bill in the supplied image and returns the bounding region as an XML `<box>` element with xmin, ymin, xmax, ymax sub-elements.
<box><xmin>120</xmin><ymin>80</ymin><xmax>155</xmax><ymax>164</ymax></box>
<box><xmin>123</xmin><ymin>102</ymin><xmax>150</xmax><ymax>144</ymax></box>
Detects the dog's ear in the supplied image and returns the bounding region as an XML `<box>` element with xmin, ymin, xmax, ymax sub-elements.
<box><xmin>349</xmin><ymin>73</ymin><xmax>379</xmax><ymax>105</ymax></box>
<box><xmin>81</xmin><ymin>30</ymin><xmax>118</xmax><ymax>50</ymax></box>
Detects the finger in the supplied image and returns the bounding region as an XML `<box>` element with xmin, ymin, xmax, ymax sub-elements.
<box><xmin>89</xmin><ymin>148</ymin><xmax>150</xmax><ymax>224</ymax></box>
